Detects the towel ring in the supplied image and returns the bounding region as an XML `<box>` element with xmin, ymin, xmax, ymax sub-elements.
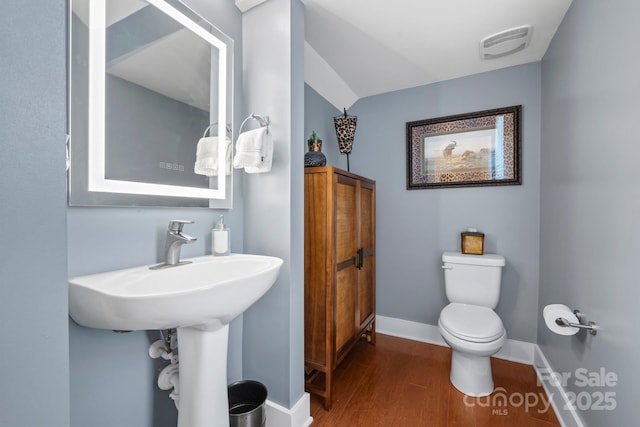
<box><xmin>239</xmin><ymin>114</ymin><xmax>270</xmax><ymax>135</ymax></box>
<box><xmin>203</xmin><ymin>123</ymin><xmax>232</xmax><ymax>138</ymax></box>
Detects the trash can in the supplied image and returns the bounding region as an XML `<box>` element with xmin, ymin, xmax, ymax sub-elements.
<box><xmin>228</xmin><ymin>380</ymin><xmax>267</xmax><ymax>427</ymax></box>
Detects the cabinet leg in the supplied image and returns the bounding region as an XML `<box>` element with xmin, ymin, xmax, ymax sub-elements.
<box><xmin>365</xmin><ymin>321</ymin><xmax>376</xmax><ymax>345</ymax></box>
<box><xmin>323</xmin><ymin>370</ymin><xmax>332</xmax><ymax>410</ymax></box>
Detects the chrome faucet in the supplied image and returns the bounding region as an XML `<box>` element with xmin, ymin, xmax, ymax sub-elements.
<box><xmin>151</xmin><ymin>220</ymin><xmax>197</xmax><ymax>269</ymax></box>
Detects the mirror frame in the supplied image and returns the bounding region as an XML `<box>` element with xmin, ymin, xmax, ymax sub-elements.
<box><xmin>69</xmin><ymin>0</ymin><xmax>233</xmax><ymax>207</ymax></box>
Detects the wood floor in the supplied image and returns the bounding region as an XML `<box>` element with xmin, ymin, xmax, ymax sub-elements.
<box><xmin>309</xmin><ymin>334</ymin><xmax>560</xmax><ymax>427</ymax></box>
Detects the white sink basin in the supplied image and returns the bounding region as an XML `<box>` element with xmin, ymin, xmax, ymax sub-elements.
<box><xmin>69</xmin><ymin>253</ymin><xmax>283</xmax><ymax>331</ymax></box>
<box><xmin>69</xmin><ymin>253</ymin><xmax>283</xmax><ymax>427</ymax></box>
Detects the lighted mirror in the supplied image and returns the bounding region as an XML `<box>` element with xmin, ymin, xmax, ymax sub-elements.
<box><xmin>68</xmin><ymin>0</ymin><xmax>233</xmax><ymax>207</ymax></box>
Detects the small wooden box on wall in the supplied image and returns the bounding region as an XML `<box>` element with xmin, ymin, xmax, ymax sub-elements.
<box><xmin>461</xmin><ymin>229</ymin><xmax>484</xmax><ymax>255</ymax></box>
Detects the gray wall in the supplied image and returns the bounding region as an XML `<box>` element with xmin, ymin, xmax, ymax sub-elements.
<box><xmin>12</xmin><ymin>0</ymin><xmax>639</xmax><ymax>425</ymax></box>
<box><xmin>0</xmin><ymin>1</ymin><xmax>70</xmax><ymax>426</ymax></box>
<box><xmin>539</xmin><ymin>0</ymin><xmax>639</xmax><ymax>424</ymax></box>
<box><xmin>241</xmin><ymin>0</ymin><xmax>306</xmax><ymax>407</ymax></box>
<box><xmin>304</xmin><ymin>84</ymin><xmax>341</xmax><ymax>167</ymax></box>
<box><xmin>340</xmin><ymin>63</ymin><xmax>542</xmax><ymax>343</ymax></box>
<box><xmin>68</xmin><ymin>1</ymin><xmax>246</xmax><ymax>426</ymax></box>
<box><xmin>4</xmin><ymin>0</ymin><xmax>304</xmax><ymax>423</ymax></box>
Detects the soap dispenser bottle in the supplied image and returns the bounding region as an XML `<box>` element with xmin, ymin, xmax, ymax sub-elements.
<box><xmin>212</xmin><ymin>215</ymin><xmax>230</xmax><ymax>256</ymax></box>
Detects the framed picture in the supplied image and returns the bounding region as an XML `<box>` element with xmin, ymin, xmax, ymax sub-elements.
<box><xmin>406</xmin><ymin>105</ymin><xmax>521</xmax><ymax>189</ymax></box>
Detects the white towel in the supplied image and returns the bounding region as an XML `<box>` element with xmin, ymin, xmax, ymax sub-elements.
<box><xmin>194</xmin><ymin>136</ymin><xmax>232</xmax><ymax>176</ymax></box>
<box><xmin>233</xmin><ymin>127</ymin><xmax>269</xmax><ymax>169</ymax></box>
<box><xmin>245</xmin><ymin>131</ymin><xmax>273</xmax><ymax>173</ymax></box>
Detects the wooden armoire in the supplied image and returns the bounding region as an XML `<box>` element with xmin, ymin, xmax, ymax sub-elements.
<box><xmin>304</xmin><ymin>166</ymin><xmax>376</xmax><ymax>410</ymax></box>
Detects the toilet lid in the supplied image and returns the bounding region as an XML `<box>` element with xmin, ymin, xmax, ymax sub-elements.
<box><xmin>440</xmin><ymin>303</ymin><xmax>504</xmax><ymax>343</ymax></box>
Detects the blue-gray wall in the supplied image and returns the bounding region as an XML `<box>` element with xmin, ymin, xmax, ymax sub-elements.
<box><xmin>0</xmin><ymin>1</ymin><xmax>70</xmax><ymax>426</ymax></box>
<box><xmin>241</xmin><ymin>0</ymin><xmax>306</xmax><ymax>408</ymax></box>
<box><xmin>304</xmin><ymin>84</ymin><xmax>341</xmax><ymax>166</ymax></box>
<box><xmin>9</xmin><ymin>0</ymin><xmax>639</xmax><ymax>425</ymax></box>
<box><xmin>539</xmin><ymin>0</ymin><xmax>639</xmax><ymax>424</ymax></box>
<box><xmin>3</xmin><ymin>0</ymin><xmax>306</xmax><ymax>425</ymax></box>
<box><xmin>67</xmin><ymin>1</ymin><xmax>245</xmax><ymax>426</ymax></box>
<box><xmin>338</xmin><ymin>63</ymin><xmax>542</xmax><ymax>343</ymax></box>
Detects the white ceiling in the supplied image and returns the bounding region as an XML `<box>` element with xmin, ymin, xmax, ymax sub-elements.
<box><xmin>302</xmin><ymin>0</ymin><xmax>573</xmax><ymax>109</ymax></box>
<box><xmin>78</xmin><ymin>0</ymin><xmax>574</xmax><ymax>114</ymax></box>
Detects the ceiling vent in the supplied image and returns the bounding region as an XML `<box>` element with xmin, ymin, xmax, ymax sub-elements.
<box><xmin>480</xmin><ymin>25</ymin><xmax>532</xmax><ymax>60</ymax></box>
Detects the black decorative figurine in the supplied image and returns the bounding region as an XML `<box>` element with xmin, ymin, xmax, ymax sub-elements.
<box><xmin>304</xmin><ymin>131</ymin><xmax>327</xmax><ymax>167</ymax></box>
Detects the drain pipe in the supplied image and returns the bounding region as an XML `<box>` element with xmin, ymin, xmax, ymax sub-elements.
<box><xmin>158</xmin><ymin>363</ymin><xmax>180</xmax><ymax>409</ymax></box>
<box><xmin>149</xmin><ymin>339</ymin><xmax>177</xmax><ymax>362</ymax></box>
<box><xmin>149</xmin><ymin>329</ymin><xmax>180</xmax><ymax>409</ymax></box>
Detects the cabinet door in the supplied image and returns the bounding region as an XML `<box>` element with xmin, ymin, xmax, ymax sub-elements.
<box><xmin>357</xmin><ymin>180</ymin><xmax>376</xmax><ymax>330</ymax></box>
<box><xmin>334</xmin><ymin>175</ymin><xmax>358</xmax><ymax>356</ymax></box>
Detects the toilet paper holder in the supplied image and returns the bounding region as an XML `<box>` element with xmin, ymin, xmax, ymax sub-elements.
<box><xmin>554</xmin><ymin>310</ymin><xmax>598</xmax><ymax>336</ymax></box>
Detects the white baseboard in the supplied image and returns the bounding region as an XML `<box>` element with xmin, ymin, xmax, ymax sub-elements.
<box><xmin>266</xmin><ymin>392</ymin><xmax>313</xmax><ymax>427</ymax></box>
<box><xmin>376</xmin><ymin>315</ymin><xmax>535</xmax><ymax>364</ymax></box>
<box><xmin>534</xmin><ymin>346</ymin><xmax>584</xmax><ymax>427</ymax></box>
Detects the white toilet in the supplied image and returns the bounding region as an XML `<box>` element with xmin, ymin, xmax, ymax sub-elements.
<box><xmin>438</xmin><ymin>251</ymin><xmax>506</xmax><ymax>397</ymax></box>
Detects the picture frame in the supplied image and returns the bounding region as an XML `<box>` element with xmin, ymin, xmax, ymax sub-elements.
<box><xmin>406</xmin><ymin>105</ymin><xmax>521</xmax><ymax>189</ymax></box>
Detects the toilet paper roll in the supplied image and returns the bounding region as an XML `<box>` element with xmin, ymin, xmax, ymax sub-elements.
<box><xmin>543</xmin><ymin>303</ymin><xmax>568</xmax><ymax>319</ymax></box>
<box><xmin>543</xmin><ymin>304</ymin><xmax>580</xmax><ymax>336</ymax></box>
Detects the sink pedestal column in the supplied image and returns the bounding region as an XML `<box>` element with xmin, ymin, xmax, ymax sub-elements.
<box><xmin>177</xmin><ymin>324</ymin><xmax>229</xmax><ymax>427</ymax></box>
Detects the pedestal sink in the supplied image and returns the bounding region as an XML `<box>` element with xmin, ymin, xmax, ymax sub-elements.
<box><xmin>69</xmin><ymin>253</ymin><xmax>283</xmax><ymax>427</ymax></box>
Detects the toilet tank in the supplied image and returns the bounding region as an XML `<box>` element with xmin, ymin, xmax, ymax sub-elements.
<box><xmin>442</xmin><ymin>252</ymin><xmax>505</xmax><ymax>308</ymax></box>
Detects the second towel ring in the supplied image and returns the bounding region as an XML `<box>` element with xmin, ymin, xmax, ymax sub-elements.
<box><xmin>239</xmin><ymin>114</ymin><xmax>269</xmax><ymax>134</ymax></box>
<box><xmin>202</xmin><ymin>123</ymin><xmax>232</xmax><ymax>138</ymax></box>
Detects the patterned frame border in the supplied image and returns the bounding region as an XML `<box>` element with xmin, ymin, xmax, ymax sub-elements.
<box><xmin>406</xmin><ymin>105</ymin><xmax>522</xmax><ymax>189</ymax></box>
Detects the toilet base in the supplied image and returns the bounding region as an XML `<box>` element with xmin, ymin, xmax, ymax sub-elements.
<box><xmin>449</xmin><ymin>350</ymin><xmax>494</xmax><ymax>397</ymax></box>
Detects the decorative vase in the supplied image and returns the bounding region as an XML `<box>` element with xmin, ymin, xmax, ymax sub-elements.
<box><xmin>304</xmin><ymin>139</ymin><xmax>327</xmax><ymax>167</ymax></box>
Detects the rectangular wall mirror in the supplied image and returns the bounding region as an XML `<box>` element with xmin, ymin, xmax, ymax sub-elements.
<box><xmin>68</xmin><ymin>0</ymin><xmax>234</xmax><ymax>208</ymax></box>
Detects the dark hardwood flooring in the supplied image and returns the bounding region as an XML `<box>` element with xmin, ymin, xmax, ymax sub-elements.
<box><xmin>309</xmin><ymin>334</ymin><xmax>560</xmax><ymax>427</ymax></box>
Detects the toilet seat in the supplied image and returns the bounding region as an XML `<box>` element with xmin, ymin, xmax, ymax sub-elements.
<box><xmin>439</xmin><ymin>303</ymin><xmax>504</xmax><ymax>343</ymax></box>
